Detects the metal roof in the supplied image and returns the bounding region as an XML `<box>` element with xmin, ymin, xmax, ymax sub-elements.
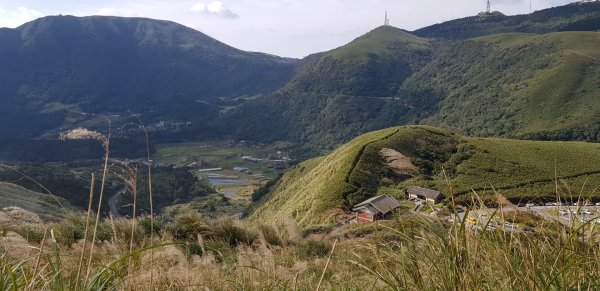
<box><xmin>352</xmin><ymin>195</ymin><xmax>401</xmax><ymax>215</ymax></box>
<box><xmin>407</xmin><ymin>186</ymin><xmax>442</xmax><ymax>200</ymax></box>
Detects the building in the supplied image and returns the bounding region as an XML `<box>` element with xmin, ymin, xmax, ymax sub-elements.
<box><xmin>352</xmin><ymin>195</ymin><xmax>401</xmax><ymax>223</ymax></box>
<box><xmin>407</xmin><ymin>186</ymin><xmax>444</xmax><ymax>204</ymax></box>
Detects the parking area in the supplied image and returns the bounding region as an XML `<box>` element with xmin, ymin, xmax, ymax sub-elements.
<box><xmin>527</xmin><ymin>205</ymin><xmax>600</xmax><ymax>226</ymax></box>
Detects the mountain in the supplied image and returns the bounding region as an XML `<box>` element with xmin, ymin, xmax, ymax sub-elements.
<box><xmin>0</xmin><ymin>15</ymin><xmax>297</xmax><ymax>139</ymax></box>
<box><xmin>219</xmin><ymin>26</ymin><xmax>433</xmax><ymax>153</ymax></box>
<box><xmin>248</xmin><ymin>126</ymin><xmax>600</xmax><ymax>226</ymax></box>
<box><xmin>413</xmin><ymin>1</ymin><xmax>600</xmax><ymax>39</ymax></box>
<box><xmin>1</xmin><ymin>2</ymin><xmax>600</xmax><ymax>158</ymax></box>
<box><xmin>220</xmin><ymin>2</ymin><xmax>600</xmax><ymax>154</ymax></box>
<box><xmin>287</xmin><ymin>26</ymin><xmax>431</xmax><ymax>96</ymax></box>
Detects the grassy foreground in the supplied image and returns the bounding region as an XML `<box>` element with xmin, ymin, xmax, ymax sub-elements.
<box><xmin>1</xmin><ymin>209</ymin><xmax>599</xmax><ymax>290</ymax></box>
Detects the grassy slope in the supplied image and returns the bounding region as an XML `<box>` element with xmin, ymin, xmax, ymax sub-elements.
<box><xmin>0</xmin><ymin>182</ymin><xmax>73</xmax><ymax>221</ymax></box>
<box><xmin>250</xmin><ymin>126</ymin><xmax>600</xmax><ymax>226</ymax></box>
<box><xmin>413</xmin><ymin>31</ymin><xmax>600</xmax><ymax>139</ymax></box>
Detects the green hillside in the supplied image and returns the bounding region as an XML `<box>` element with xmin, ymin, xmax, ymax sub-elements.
<box><xmin>412</xmin><ymin>31</ymin><xmax>600</xmax><ymax>140</ymax></box>
<box><xmin>287</xmin><ymin>25</ymin><xmax>431</xmax><ymax>96</ymax></box>
<box><xmin>0</xmin><ymin>182</ymin><xmax>74</xmax><ymax>221</ymax></box>
<box><xmin>223</xmin><ymin>30</ymin><xmax>600</xmax><ymax>153</ymax></box>
<box><xmin>249</xmin><ymin>126</ymin><xmax>600</xmax><ymax>226</ymax></box>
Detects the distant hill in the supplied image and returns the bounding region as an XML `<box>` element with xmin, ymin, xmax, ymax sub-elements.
<box><xmin>0</xmin><ymin>182</ymin><xmax>74</xmax><ymax>221</ymax></box>
<box><xmin>248</xmin><ymin>126</ymin><xmax>600</xmax><ymax>226</ymax></box>
<box><xmin>0</xmin><ymin>15</ymin><xmax>297</xmax><ymax>139</ymax></box>
<box><xmin>413</xmin><ymin>2</ymin><xmax>600</xmax><ymax>39</ymax></box>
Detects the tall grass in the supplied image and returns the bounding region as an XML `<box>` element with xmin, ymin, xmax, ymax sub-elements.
<box><xmin>1</xmin><ymin>207</ymin><xmax>598</xmax><ymax>290</ymax></box>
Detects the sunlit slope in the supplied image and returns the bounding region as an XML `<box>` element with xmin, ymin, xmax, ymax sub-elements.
<box><xmin>250</xmin><ymin>126</ymin><xmax>600</xmax><ymax>226</ymax></box>
<box><xmin>410</xmin><ymin>31</ymin><xmax>600</xmax><ymax>140</ymax></box>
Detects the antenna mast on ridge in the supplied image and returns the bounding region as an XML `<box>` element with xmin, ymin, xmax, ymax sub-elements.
<box><xmin>486</xmin><ymin>0</ymin><xmax>491</xmax><ymax>13</ymax></box>
<box><xmin>384</xmin><ymin>11</ymin><xmax>390</xmax><ymax>26</ymax></box>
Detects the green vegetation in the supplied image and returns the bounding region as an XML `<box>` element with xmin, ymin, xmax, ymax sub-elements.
<box><xmin>118</xmin><ymin>166</ymin><xmax>215</xmax><ymax>215</ymax></box>
<box><xmin>287</xmin><ymin>26</ymin><xmax>431</xmax><ymax>96</ymax></box>
<box><xmin>249</xmin><ymin>126</ymin><xmax>600</xmax><ymax>226</ymax></box>
<box><xmin>415</xmin><ymin>32</ymin><xmax>600</xmax><ymax>141</ymax></box>
<box><xmin>222</xmin><ymin>28</ymin><xmax>600</xmax><ymax>153</ymax></box>
<box><xmin>0</xmin><ymin>162</ymin><xmax>119</xmax><ymax>210</ymax></box>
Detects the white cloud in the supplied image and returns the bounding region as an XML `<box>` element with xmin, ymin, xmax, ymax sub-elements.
<box><xmin>189</xmin><ymin>1</ymin><xmax>238</xmax><ymax>19</ymax></box>
<box><xmin>97</xmin><ymin>7</ymin><xmax>117</xmax><ymax>16</ymax></box>
<box><xmin>0</xmin><ymin>6</ymin><xmax>42</xmax><ymax>28</ymax></box>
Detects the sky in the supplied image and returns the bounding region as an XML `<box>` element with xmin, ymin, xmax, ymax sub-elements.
<box><xmin>0</xmin><ymin>0</ymin><xmax>577</xmax><ymax>58</ymax></box>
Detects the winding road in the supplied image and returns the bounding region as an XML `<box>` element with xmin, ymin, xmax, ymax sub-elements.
<box><xmin>108</xmin><ymin>184</ymin><xmax>128</xmax><ymax>218</ymax></box>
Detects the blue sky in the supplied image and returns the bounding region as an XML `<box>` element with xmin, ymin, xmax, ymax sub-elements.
<box><xmin>0</xmin><ymin>0</ymin><xmax>576</xmax><ymax>57</ymax></box>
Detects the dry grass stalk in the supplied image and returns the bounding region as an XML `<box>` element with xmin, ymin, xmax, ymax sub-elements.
<box><xmin>75</xmin><ymin>173</ymin><xmax>95</xmax><ymax>287</ymax></box>
<box><xmin>61</xmin><ymin>123</ymin><xmax>113</xmax><ymax>283</ymax></box>
<box><xmin>27</xmin><ymin>228</ymin><xmax>47</xmax><ymax>291</ymax></box>
<box><xmin>139</xmin><ymin>119</ymin><xmax>155</xmax><ymax>286</ymax></box>
<box><xmin>316</xmin><ymin>238</ymin><xmax>338</xmax><ymax>291</ymax></box>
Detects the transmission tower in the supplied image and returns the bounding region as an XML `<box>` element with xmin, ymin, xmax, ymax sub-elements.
<box><xmin>486</xmin><ymin>0</ymin><xmax>491</xmax><ymax>13</ymax></box>
<box><xmin>384</xmin><ymin>11</ymin><xmax>390</xmax><ymax>26</ymax></box>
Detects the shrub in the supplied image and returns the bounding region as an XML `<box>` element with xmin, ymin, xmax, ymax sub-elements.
<box><xmin>296</xmin><ymin>239</ymin><xmax>332</xmax><ymax>258</ymax></box>
<box><xmin>258</xmin><ymin>224</ymin><xmax>283</xmax><ymax>246</ymax></box>
<box><xmin>213</xmin><ymin>220</ymin><xmax>258</xmax><ymax>247</ymax></box>
<box><xmin>169</xmin><ymin>213</ymin><xmax>212</xmax><ymax>241</ymax></box>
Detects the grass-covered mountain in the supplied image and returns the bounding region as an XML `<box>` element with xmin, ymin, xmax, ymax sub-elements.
<box><xmin>288</xmin><ymin>26</ymin><xmax>431</xmax><ymax>96</ymax></box>
<box><xmin>0</xmin><ymin>15</ymin><xmax>297</xmax><ymax>139</ymax></box>
<box><xmin>249</xmin><ymin>126</ymin><xmax>600</xmax><ymax>226</ymax></box>
<box><xmin>411</xmin><ymin>31</ymin><xmax>600</xmax><ymax>140</ymax></box>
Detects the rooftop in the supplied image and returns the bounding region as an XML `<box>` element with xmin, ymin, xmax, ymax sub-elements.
<box><xmin>407</xmin><ymin>186</ymin><xmax>441</xmax><ymax>200</ymax></box>
<box><xmin>353</xmin><ymin>195</ymin><xmax>401</xmax><ymax>215</ymax></box>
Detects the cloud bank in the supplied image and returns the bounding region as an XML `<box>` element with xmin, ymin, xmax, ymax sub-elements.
<box><xmin>190</xmin><ymin>1</ymin><xmax>238</xmax><ymax>19</ymax></box>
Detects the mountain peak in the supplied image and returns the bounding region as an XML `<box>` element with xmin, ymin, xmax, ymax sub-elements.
<box><xmin>327</xmin><ymin>25</ymin><xmax>429</xmax><ymax>60</ymax></box>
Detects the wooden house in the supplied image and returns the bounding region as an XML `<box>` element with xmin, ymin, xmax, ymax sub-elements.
<box><xmin>407</xmin><ymin>186</ymin><xmax>444</xmax><ymax>203</ymax></box>
<box><xmin>352</xmin><ymin>195</ymin><xmax>401</xmax><ymax>223</ymax></box>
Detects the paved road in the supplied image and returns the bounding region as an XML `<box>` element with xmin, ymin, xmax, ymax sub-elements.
<box><xmin>108</xmin><ymin>184</ymin><xmax>128</xmax><ymax>218</ymax></box>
